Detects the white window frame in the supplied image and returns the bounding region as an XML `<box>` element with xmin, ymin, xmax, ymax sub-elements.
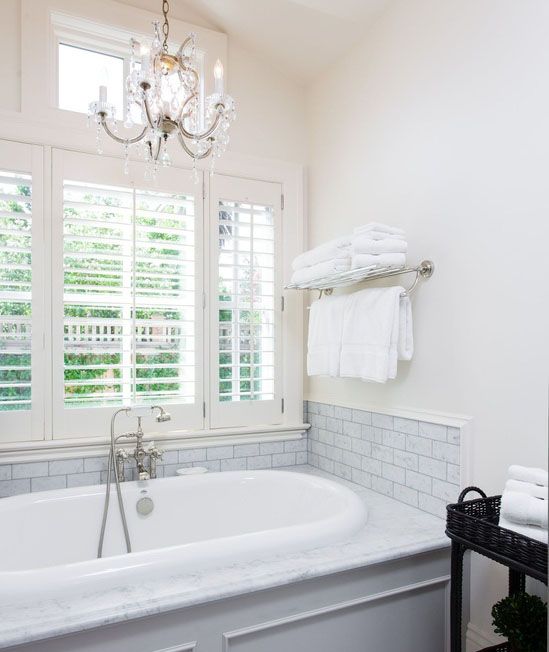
<box><xmin>50</xmin><ymin>149</ymin><xmax>205</xmax><ymax>440</ymax></box>
<box><xmin>209</xmin><ymin>174</ymin><xmax>284</xmax><ymax>428</ymax></box>
<box><xmin>0</xmin><ymin>140</ymin><xmax>45</xmax><ymax>442</ymax></box>
<box><xmin>0</xmin><ymin>141</ymin><xmax>305</xmax><ymax>454</ymax></box>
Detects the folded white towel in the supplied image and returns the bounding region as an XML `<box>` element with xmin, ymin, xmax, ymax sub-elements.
<box><xmin>505</xmin><ymin>479</ymin><xmax>548</xmax><ymax>500</ymax></box>
<box><xmin>339</xmin><ymin>286</ymin><xmax>412</xmax><ymax>383</ymax></box>
<box><xmin>352</xmin><ymin>237</ymin><xmax>408</xmax><ymax>255</ymax></box>
<box><xmin>351</xmin><ymin>253</ymin><xmax>406</xmax><ymax>269</ymax></box>
<box><xmin>508</xmin><ymin>465</ymin><xmax>548</xmax><ymax>487</ymax></box>
<box><xmin>499</xmin><ymin>516</ymin><xmax>548</xmax><ymax>543</ymax></box>
<box><xmin>292</xmin><ymin>236</ymin><xmax>351</xmax><ymax>271</ymax></box>
<box><xmin>290</xmin><ymin>258</ymin><xmax>351</xmax><ymax>285</ymax></box>
<box><xmin>356</xmin><ymin>230</ymin><xmax>405</xmax><ymax>241</ymax></box>
<box><xmin>353</xmin><ymin>223</ymin><xmax>405</xmax><ymax>237</ymax></box>
<box><xmin>307</xmin><ymin>294</ymin><xmax>348</xmax><ymax>377</ymax></box>
<box><xmin>501</xmin><ymin>491</ymin><xmax>548</xmax><ymax>529</ymax></box>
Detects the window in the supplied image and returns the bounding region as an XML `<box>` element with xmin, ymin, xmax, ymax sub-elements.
<box><xmin>0</xmin><ymin>143</ymin><xmax>301</xmax><ymax>446</ymax></box>
<box><xmin>52</xmin><ymin>151</ymin><xmax>203</xmax><ymax>439</ymax></box>
<box><xmin>0</xmin><ymin>141</ymin><xmax>44</xmax><ymax>443</ymax></box>
<box><xmin>62</xmin><ymin>181</ymin><xmax>196</xmax><ymax>409</ymax></box>
<box><xmin>209</xmin><ymin>175</ymin><xmax>283</xmax><ymax>429</ymax></box>
<box><xmin>0</xmin><ymin>172</ymin><xmax>33</xmax><ymax>412</ymax></box>
<box><xmin>58</xmin><ymin>44</ymin><xmax>125</xmax><ymax>118</ymax></box>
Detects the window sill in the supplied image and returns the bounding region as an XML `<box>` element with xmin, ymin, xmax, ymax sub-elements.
<box><xmin>0</xmin><ymin>424</ymin><xmax>310</xmax><ymax>464</ymax></box>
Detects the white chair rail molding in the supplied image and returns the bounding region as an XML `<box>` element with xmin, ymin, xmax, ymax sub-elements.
<box><xmin>0</xmin><ymin>0</ymin><xmax>547</xmax><ymax>651</ymax></box>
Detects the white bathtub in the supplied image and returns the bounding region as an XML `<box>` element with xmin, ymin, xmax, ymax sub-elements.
<box><xmin>0</xmin><ymin>469</ymin><xmax>366</xmax><ymax>602</ymax></box>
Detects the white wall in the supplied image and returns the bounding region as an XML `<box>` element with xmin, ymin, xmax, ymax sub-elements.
<box><xmin>0</xmin><ymin>0</ymin><xmax>21</xmax><ymax>111</ymax></box>
<box><xmin>306</xmin><ymin>0</ymin><xmax>549</xmax><ymax>644</ymax></box>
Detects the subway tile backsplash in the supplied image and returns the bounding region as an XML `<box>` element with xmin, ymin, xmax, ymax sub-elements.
<box><xmin>0</xmin><ymin>401</ymin><xmax>461</xmax><ymax>518</ymax></box>
<box><xmin>0</xmin><ymin>438</ymin><xmax>308</xmax><ymax>500</ymax></box>
<box><xmin>305</xmin><ymin>401</ymin><xmax>461</xmax><ymax>518</ymax></box>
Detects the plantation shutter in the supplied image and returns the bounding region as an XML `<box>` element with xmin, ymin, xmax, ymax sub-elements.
<box><xmin>209</xmin><ymin>174</ymin><xmax>283</xmax><ymax>428</ymax></box>
<box><xmin>0</xmin><ymin>141</ymin><xmax>44</xmax><ymax>442</ymax></box>
<box><xmin>52</xmin><ymin>150</ymin><xmax>203</xmax><ymax>439</ymax></box>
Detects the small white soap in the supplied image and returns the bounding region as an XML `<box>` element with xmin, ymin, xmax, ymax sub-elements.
<box><xmin>176</xmin><ymin>467</ymin><xmax>208</xmax><ymax>476</ymax></box>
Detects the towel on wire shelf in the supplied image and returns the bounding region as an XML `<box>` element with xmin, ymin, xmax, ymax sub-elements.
<box><xmin>498</xmin><ymin>516</ymin><xmax>548</xmax><ymax>544</ymax></box>
<box><xmin>501</xmin><ymin>491</ymin><xmax>548</xmax><ymax>529</ymax></box>
<box><xmin>505</xmin><ymin>479</ymin><xmax>548</xmax><ymax>500</ymax></box>
<box><xmin>508</xmin><ymin>465</ymin><xmax>548</xmax><ymax>487</ymax></box>
<box><xmin>307</xmin><ymin>294</ymin><xmax>348</xmax><ymax>377</ymax></box>
<box><xmin>339</xmin><ymin>286</ymin><xmax>413</xmax><ymax>383</ymax></box>
<box><xmin>292</xmin><ymin>235</ymin><xmax>351</xmax><ymax>271</ymax></box>
<box><xmin>290</xmin><ymin>258</ymin><xmax>351</xmax><ymax>286</ymax></box>
<box><xmin>353</xmin><ymin>222</ymin><xmax>405</xmax><ymax>237</ymax></box>
<box><xmin>352</xmin><ymin>236</ymin><xmax>408</xmax><ymax>255</ymax></box>
<box><xmin>351</xmin><ymin>253</ymin><xmax>406</xmax><ymax>270</ymax></box>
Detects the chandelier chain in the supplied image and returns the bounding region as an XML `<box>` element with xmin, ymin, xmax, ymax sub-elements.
<box><xmin>162</xmin><ymin>0</ymin><xmax>170</xmax><ymax>51</ymax></box>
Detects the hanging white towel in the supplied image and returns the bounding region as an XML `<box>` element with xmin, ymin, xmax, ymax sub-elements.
<box><xmin>307</xmin><ymin>294</ymin><xmax>348</xmax><ymax>377</ymax></box>
<box><xmin>290</xmin><ymin>258</ymin><xmax>351</xmax><ymax>285</ymax></box>
<box><xmin>353</xmin><ymin>223</ymin><xmax>405</xmax><ymax>237</ymax></box>
<box><xmin>508</xmin><ymin>465</ymin><xmax>548</xmax><ymax>487</ymax></box>
<box><xmin>505</xmin><ymin>479</ymin><xmax>548</xmax><ymax>500</ymax></box>
<box><xmin>292</xmin><ymin>236</ymin><xmax>352</xmax><ymax>271</ymax></box>
<box><xmin>352</xmin><ymin>237</ymin><xmax>408</xmax><ymax>255</ymax></box>
<box><xmin>498</xmin><ymin>516</ymin><xmax>548</xmax><ymax>543</ymax></box>
<box><xmin>501</xmin><ymin>491</ymin><xmax>548</xmax><ymax>529</ymax></box>
<box><xmin>351</xmin><ymin>253</ymin><xmax>406</xmax><ymax>270</ymax></box>
<box><xmin>339</xmin><ymin>286</ymin><xmax>412</xmax><ymax>383</ymax></box>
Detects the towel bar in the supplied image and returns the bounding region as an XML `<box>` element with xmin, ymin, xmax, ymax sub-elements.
<box><xmin>286</xmin><ymin>259</ymin><xmax>434</xmax><ymax>302</ymax></box>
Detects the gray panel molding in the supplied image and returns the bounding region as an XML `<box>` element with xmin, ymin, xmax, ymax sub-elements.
<box><xmin>221</xmin><ymin>575</ymin><xmax>450</xmax><ymax>651</ymax></box>
<box><xmin>154</xmin><ymin>643</ymin><xmax>198</xmax><ymax>652</ymax></box>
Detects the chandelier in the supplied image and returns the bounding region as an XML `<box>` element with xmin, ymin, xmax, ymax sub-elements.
<box><xmin>88</xmin><ymin>0</ymin><xmax>236</xmax><ymax>178</ymax></box>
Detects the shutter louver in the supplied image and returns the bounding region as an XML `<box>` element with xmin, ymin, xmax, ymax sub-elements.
<box><xmin>63</xmin><ymin>180</ymin><xmax>195</xmax><ymax>408</ymax></box>
<box><xmin>0</xmin><ymin>172</ymin><xmax>33</xmax><ymax>411</ymax></box>
<box><xmin>217</xmin><ymin>199</ymin><xmax>275</xmax><ymax>403</ymax></box>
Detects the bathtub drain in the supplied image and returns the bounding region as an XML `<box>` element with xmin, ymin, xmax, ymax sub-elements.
<box><xmin>136</xmin><ymin>496</ymin><xmax>154</xmax><ymax>516</ymax></box>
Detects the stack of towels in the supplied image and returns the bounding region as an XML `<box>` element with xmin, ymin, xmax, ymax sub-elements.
<box><xmin>500</xmin><ymin>465</ymin><xmax>548</xmax><ymax>543</ymax></box>
<box><xmin>290</xmin><ymin>223</ymin><xmax>407</xmax><ymax>286</ymax></box>
<box><xmin>307</xmin><ymin>286</ymin><xmax>413</xmax><ymax>383</ymax></box>
<box><xmin>351</xmin><ymin>223</ymin><xmax>407</xmax><ymax>271</ymax></box>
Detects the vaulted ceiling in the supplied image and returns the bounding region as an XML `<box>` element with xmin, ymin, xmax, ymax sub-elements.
<box><xmin>117</xmin><ymin>0</ymin><xmax>391</xmax><ymax>82</ymax></box>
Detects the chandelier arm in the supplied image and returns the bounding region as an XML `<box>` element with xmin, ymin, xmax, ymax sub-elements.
<box><xmin>178</xmin><ymin>106</ymin><xmax>224</xmax><ymax>141</ymax></box>
<box><xmin>176</xmin><ymin>130</ymin><xmax>213</xmax><ymax>160</ymax></box>
<box><xmin>142</xmin><ymin>95</ymin><xmax>160</xmax><ymax>130</ymax></box>
<box><xmin>99</xmin><ymin>115</ymin><xmax>148</xmax><ymax>145</ymax></box>
<box><xmin>153</xmin><ymin>136</ymin><xmax>163</xmax><ymax>161</ymax></box>
<box><xmin>176</xmin><ymin>36</ymin><xmax>194</xmax><ymax>60</ymax></box>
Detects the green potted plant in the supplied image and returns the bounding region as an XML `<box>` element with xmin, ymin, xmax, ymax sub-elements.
<box><xmin>491</xmin><ymin>592</ymin><xmax>547</xmax><ymax>652</ymax></box>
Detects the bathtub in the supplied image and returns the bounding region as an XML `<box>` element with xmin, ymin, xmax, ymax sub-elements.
<box><xmin>0</xmin><ymin>469</ymin><xmax>366</xmax><ymax>603</ymax></box>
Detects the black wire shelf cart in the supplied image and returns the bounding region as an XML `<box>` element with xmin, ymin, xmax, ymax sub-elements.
<box><xmin>446</xmin><ymin>486</ymin><xmax>548</xmax><ymax>652</ymax></box>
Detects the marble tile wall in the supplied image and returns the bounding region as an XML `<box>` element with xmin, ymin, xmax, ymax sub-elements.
<box><xmin>305</xmin><ymin>401</ymin><xmax>461</xmax><ymax>518</ymax></box>
<box><xmin>0</xmin><ymin>439</ymin><xmax>307</xmax><ymax>498</ymax></box>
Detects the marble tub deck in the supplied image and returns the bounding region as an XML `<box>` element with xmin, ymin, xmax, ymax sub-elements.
<box><xmin>0</xmin><ymin>465</ymin><xmax>449</xmax><ymax>649</ymax></box>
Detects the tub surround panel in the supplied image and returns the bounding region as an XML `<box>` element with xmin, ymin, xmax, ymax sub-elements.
<box><xmin>306</xmin><ymin>401</ymin><xmax>462</xmax><ymax>517</ymax></box>
<box><xmin>0</xmin><ymin>438</ymin><xmax>308</xmax><ymax>497</ymax></box>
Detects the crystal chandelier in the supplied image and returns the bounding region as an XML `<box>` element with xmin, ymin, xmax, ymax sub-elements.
<box><xmin>88</xmin><ymin>0</ymin><xmax>236</xmax><ymax>178</ymax></box>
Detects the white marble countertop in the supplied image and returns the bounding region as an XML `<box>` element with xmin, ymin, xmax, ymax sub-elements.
<box><xmin>0</xmin><ymin>465</ymin><xmax>449</xmax><ymax>649</ymax></box>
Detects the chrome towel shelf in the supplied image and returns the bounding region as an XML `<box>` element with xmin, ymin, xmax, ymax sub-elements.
<box><xmin>285</xmin><ymin>259</ymin><xmax>434</xmax><ymax>297</ymax></box>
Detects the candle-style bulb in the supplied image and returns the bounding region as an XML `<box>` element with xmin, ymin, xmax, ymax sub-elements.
<box><xmin>99</xmin><ymin>85</ymin><xmax>107</xmax><ymax>103</ymax></box>
<box><xmin>214</xmin><ymin>59</ymin><xmax>224</xmax><ymax>95</ymax></box>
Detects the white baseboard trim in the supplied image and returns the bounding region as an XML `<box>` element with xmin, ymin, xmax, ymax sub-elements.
<box><xmin>466</xmin><ymin>621</ymin><xmax>502</xmax><ymax>652</ymax></box>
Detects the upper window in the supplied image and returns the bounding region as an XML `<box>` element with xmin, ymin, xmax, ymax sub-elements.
<box><xmin>58</xmin><ymin>44</ymin><xmax>124</xmax><ymax>119</ymax></box>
